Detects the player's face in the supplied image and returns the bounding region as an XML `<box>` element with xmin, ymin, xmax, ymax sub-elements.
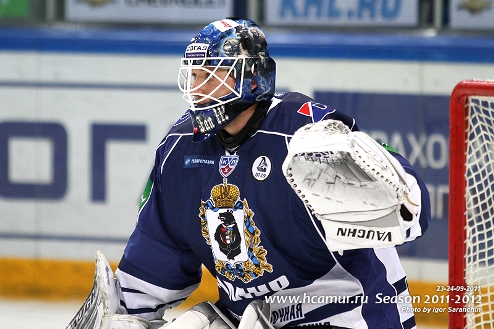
<box><xmin>190</xmin><ymin>67</ymin><xmax>236</xmax><ymax>105</ymax></box>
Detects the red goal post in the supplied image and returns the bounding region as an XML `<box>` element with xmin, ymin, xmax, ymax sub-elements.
<box><xmin>449</xmin><ymin>80</ymin><xmax>494</xmax><ymax>329</ymax></box>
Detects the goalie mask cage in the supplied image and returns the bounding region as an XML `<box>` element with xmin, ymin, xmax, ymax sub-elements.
<box><xmin>449</xmin><ymin>80</ymin><xmax>494</xmax><ymax>329</ymax></box>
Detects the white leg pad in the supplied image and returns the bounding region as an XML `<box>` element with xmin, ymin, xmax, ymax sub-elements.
<box><xmin>109</xmin><ymin>315</ymin><xmax>152</xmax><ymax>329</ymax></box>
<box><xmin>165</xmin><ymin>301</ymin><xmax>235</xmax><ymax>329</ymax></box>
<box><xmin>238</xmin><ymin>300</ymin><xmax>273</xmax><ymax>329</ymax></box>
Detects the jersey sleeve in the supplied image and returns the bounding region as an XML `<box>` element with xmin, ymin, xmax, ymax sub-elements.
<box><xmin>390</xmin><ymin>150</ymin><xmax>431</xmax><ymax>242</ymax></box>
<box><xmin>115</xmin><ymin>140</ymin><xmax>202</xmax><ymax>321</ymax></box>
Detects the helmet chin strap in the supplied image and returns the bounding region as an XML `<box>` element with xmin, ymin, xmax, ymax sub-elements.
<box><xmin>193</xmin><ymin>104</ymin><xmax>229</xmax><ymax>135</ymax></box>
<box><xmin>217</xmin><ymin>100</ymin><xmax>270</xmax><ymax>152</ymax></box>
<box><xmin>192</xmin><ymin>100</ymin><xmax>253</xmax><ymax>135</ymax></box>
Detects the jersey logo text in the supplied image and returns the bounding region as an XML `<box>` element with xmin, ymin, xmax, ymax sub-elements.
<box><xmin>217</xmin><ymin>275</ymin><xmax>289</xmax><ymax>301</ymax></box>
<box><xmin>183</xmin><ymin>155</ymin><xmax>216</xmax><ymax>168</ymax></box>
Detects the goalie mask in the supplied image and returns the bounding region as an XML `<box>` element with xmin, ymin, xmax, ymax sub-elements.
<box><xmin>178</xmin><ymin>18</ymin><xmax>276</xmax><ymax>141</ymax></box>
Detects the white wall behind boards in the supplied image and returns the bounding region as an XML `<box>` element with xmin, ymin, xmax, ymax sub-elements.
<box><xmin>0</xmin><ymin>52</ymin><xmax>186</xmax><ymax>260</ymax></box>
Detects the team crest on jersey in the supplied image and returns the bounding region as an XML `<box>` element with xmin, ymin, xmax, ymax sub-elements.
<box><xmin>199</xmin><ymin>179</ymin><xmax>273</xmax><ymax>283</ymax></box>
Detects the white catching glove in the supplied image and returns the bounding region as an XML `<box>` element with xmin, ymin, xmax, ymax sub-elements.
<box><xmin>282</xmin><ymin>120</ymin><xmax>419</xmax><ymax>251</ymax></box>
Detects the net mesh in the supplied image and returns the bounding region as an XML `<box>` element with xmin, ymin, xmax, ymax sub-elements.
<box><xmin>464</xmin><ymin>96</ymin><xmax>494</xmax><ymax>328</ymax></box>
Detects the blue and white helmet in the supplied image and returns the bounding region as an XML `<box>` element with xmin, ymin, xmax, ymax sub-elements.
<box><xmin>178</xmin><ymin>18</ymin><xmax>276</xmax><ymax>140</ymax></box>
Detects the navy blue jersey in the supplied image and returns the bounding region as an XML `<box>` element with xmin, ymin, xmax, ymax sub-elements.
<box><xmin>116</xmin><ymin>92</ymin><xmax>431</xmax><ymax>329</ymax></box>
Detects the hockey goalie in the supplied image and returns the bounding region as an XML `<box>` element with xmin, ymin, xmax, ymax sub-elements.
<box><xmin>66</xmin><ymin>17</ymin><xmax>431</xmax><ymax>329</ymax></box>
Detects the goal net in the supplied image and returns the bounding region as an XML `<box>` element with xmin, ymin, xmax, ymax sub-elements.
<box><xmin>449</xmin><ymin>80</ymin><xmax>494</xmax><ymax>329</ymax></box>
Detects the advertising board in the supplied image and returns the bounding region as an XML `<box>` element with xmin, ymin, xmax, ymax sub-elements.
<box><xmin>450</xmin><ymin>0</ymin><xmax>494</xmax><ymax>30</ymax></box>
<box><xmin>265</xmin><ymin>0</ymin><xmax>419</xmax><ymax>26</ymax></box>
<box><xmin>65</xmin><ymin>0</ymin><xmax>233</xmax><ymax>24</ymax></box>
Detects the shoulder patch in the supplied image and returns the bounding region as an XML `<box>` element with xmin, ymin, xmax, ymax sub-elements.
<box><xmin>297</xmin><ymin>101</ymin><xmax>336</xmax><ymax>123</ymax></box>
<box><xmin>139</xmin><ymin>178</ymin><xmax>153</xmax><ymax>211</ymax></box>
